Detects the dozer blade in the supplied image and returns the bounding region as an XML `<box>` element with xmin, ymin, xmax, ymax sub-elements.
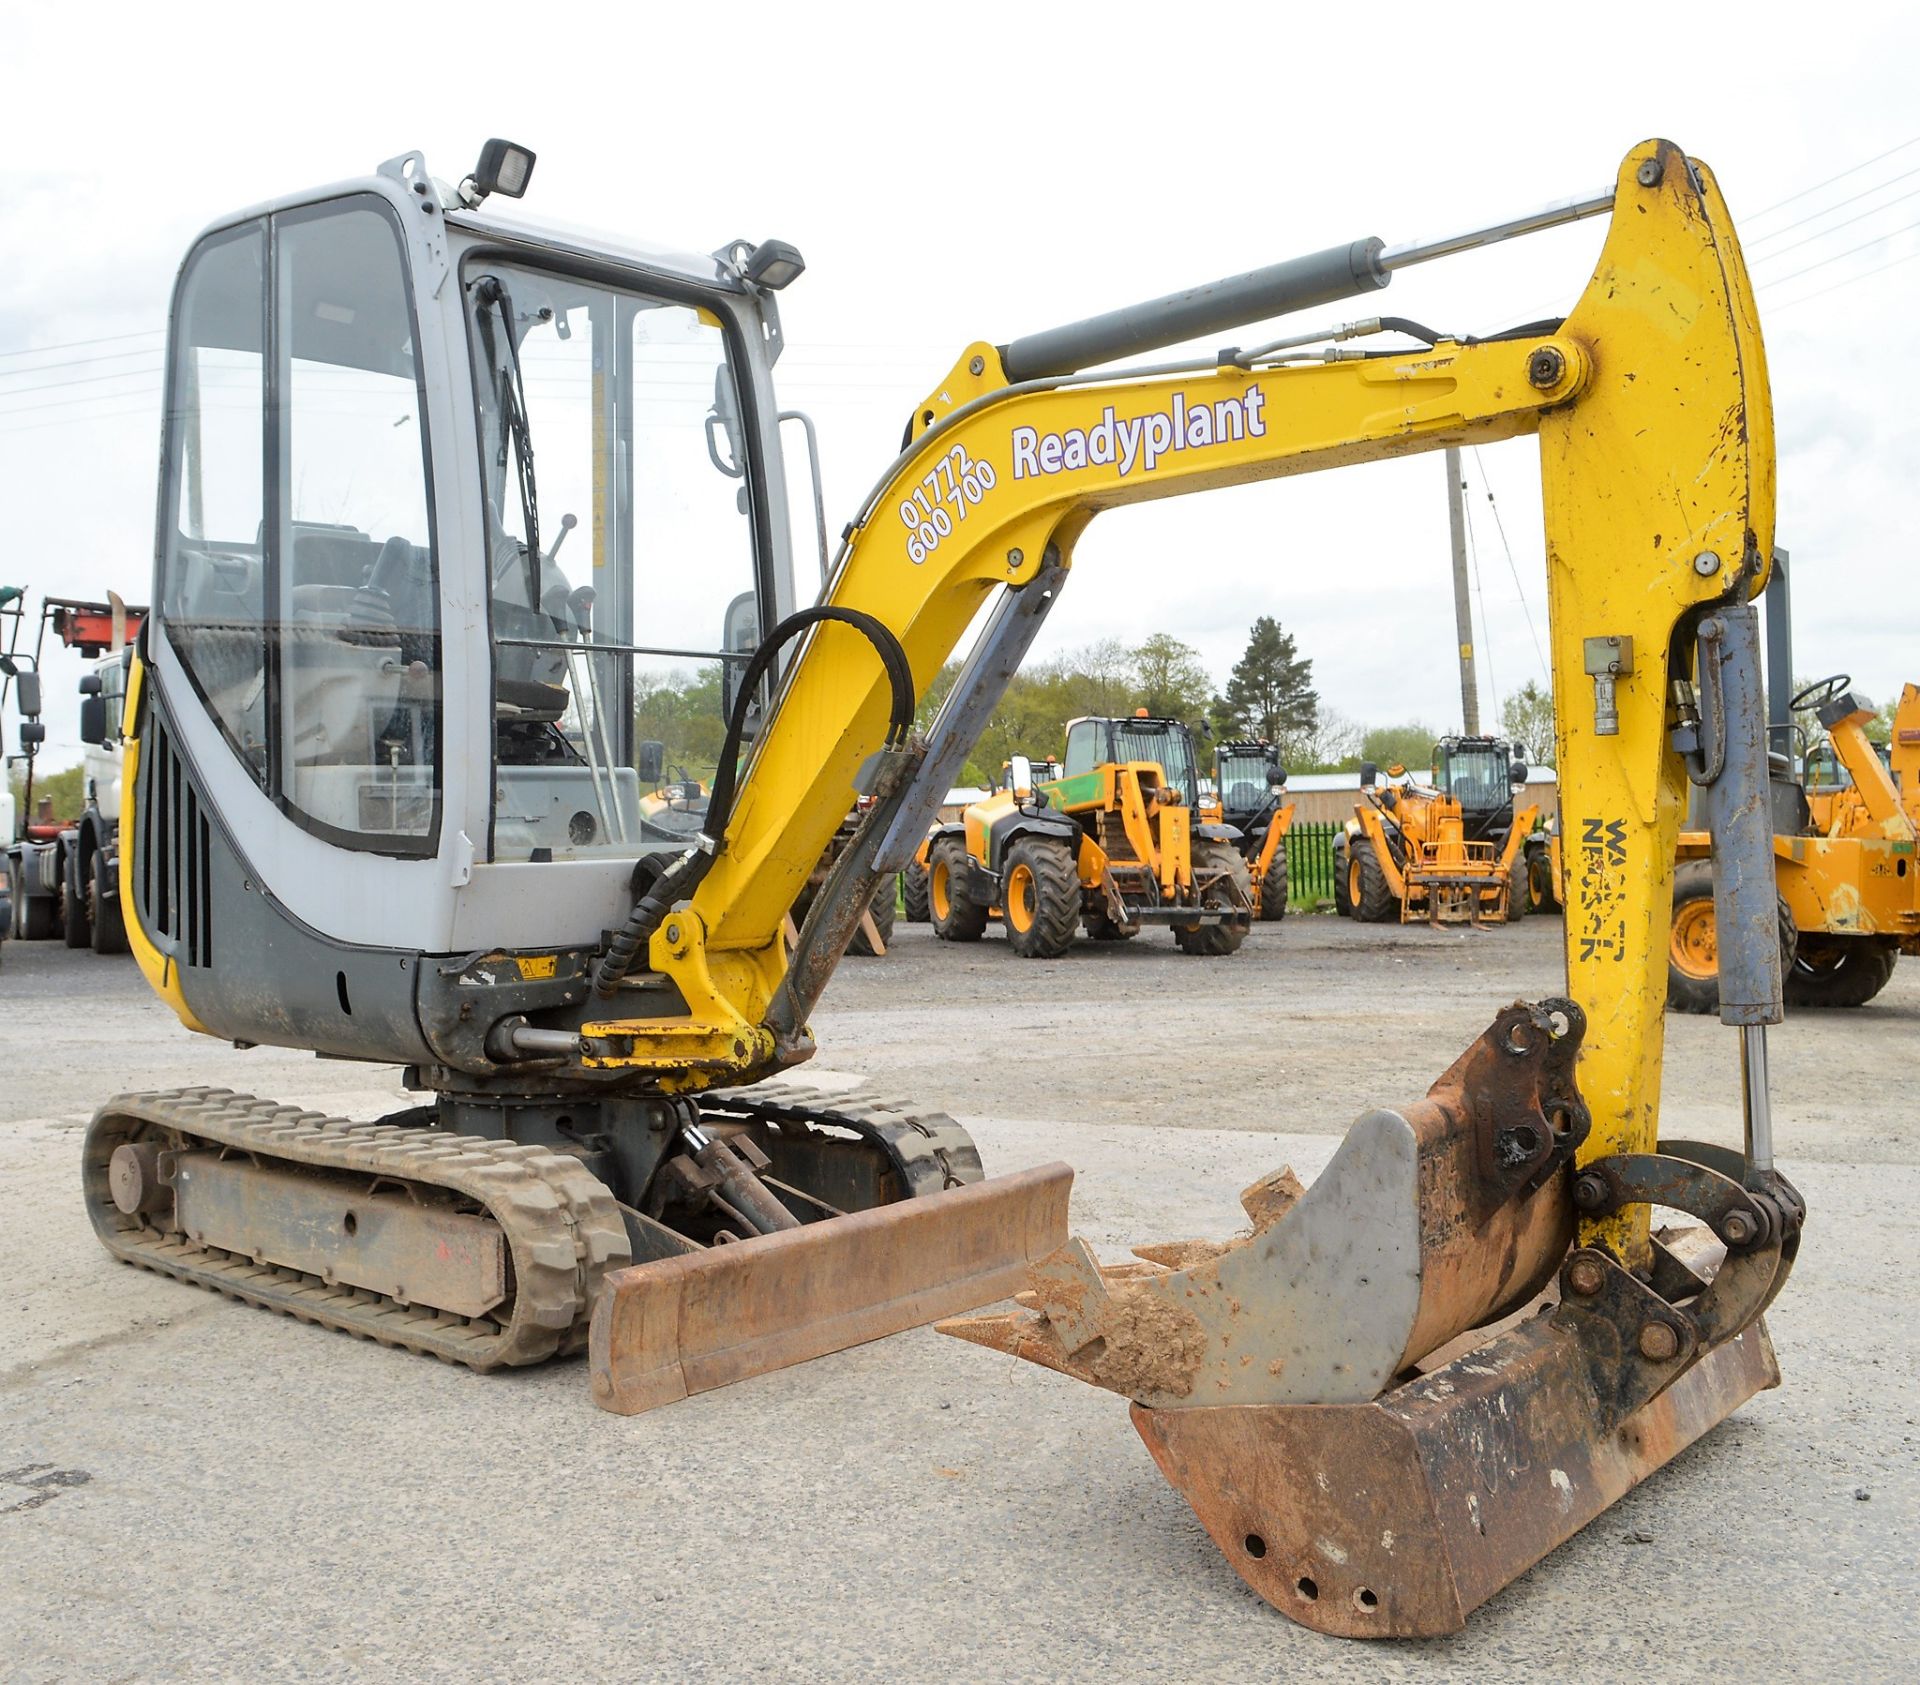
<box><xmin>590</xmin><ymin>1161</ymin><xmax>1072</xmax><ymax>1414</ymax></box>
<box><xmin>940</xmin><ymin>1000</ymin><xmax>1799</xmax><ymax>1637</ymax></box>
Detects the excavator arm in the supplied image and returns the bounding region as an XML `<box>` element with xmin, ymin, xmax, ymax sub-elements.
<box><xmin>589</xmin><ymin>139</ymin><xmax>1802</xmax><ymax>1636</ymax></box>
<box><xmin>589</xmin><ymin>140</ymin><xmax>1773</xmax><ymax>1234</ymax></box>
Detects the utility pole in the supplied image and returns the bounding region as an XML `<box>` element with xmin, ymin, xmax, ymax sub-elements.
<box><xmin>1445</xmin><ymin>447</ymin><xmax>1480</xmax><ymax>734</ymax></box>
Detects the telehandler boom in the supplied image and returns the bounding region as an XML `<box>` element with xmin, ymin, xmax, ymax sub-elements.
<box><xmin>97</xmin><ymin>137</ymin><xmax>1795</xmax><ymax>1638</ymax></box>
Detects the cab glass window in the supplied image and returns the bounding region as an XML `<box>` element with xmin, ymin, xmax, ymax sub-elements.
<box><xmin>274</xmin><ymin>201</ymin><xmax>440</xmax><ymax>849</ymax></box>
<box><xmin>159</xmin><ymin>199</ymin><xmax>440</xmax><ymax>853</ymax></box>
<box><xmin>1063</xmin><ymin>721</ymin><xmax>1098</xmax><ymax>778</ymax></box>
<box><xmin>160</xmin><ymin>222</ymin><xmax>268</xmax><ymax>783</ymax></box>
<box><xmin>468</xmin><ymin>259</ymin><xmax>761</xmax><ymax>860</ymax></box>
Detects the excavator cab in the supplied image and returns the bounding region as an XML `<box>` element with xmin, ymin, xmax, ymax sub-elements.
<box><xmin>152</xmin><ymin>151</ymin><xmax>799</xmax><ymax>980</ymax></box>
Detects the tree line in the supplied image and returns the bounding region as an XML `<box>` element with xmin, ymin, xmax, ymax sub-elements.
<box><xmin>624</xmin><ymin>618</ymin><xmax>1545</xmax><ymax>791</ymax></box>
<box><xmin>912</xmin><ymin>615</ymin><xmax>1489</xmax><ymax>786</ymax></box>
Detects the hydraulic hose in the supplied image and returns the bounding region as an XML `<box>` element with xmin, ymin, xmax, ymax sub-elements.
<box><xmin>592</xmin><ymin>606</ymin><xmax>916</xmax><ymax>998</ymax></box>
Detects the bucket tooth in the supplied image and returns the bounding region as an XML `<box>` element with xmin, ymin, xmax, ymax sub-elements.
<box><xmin>589</xmin><ymin>1160</ymin><xmax>1072</xmax><ymax>1414</ymax></box>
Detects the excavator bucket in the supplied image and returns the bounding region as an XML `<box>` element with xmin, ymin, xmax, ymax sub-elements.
<box><xmin>590</xmin><ymin>1162</ymin><xmax>1073</xmax><ymax>1414</ymax></box>
<box><xmin>941</xmin><ymin>1000</ymin><xmax>1797</xmax><ymax>1637</ymax></box>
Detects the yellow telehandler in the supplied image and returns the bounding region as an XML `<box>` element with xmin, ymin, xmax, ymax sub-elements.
<box><xmin>1667</xmin><ymin>675</ymin><xmax>1917</xmax><ymax>1010</ymax></box>
<box><xmin>918</xmin><ymin>715</ymin><xmax>1251</xmax><ymax>956</ymax></box>
<box><xmin>97</xmin><ymin>137</ymin><xmax>1796</xmax><ymax>1637</ymax></box>
<box><xmin>1337</xmin><ymin>735</ymin><xmax>1538</xmax><ymax>924</ymax></box>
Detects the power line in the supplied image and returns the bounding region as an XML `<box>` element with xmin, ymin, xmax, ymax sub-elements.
<box><xmin>1469</xmin><ymin>449</ymin><xmax>1550</xmax><ymax>684</ymax></box>
<box><xmin>1750</xmin><ymin>184</ymin><xmax>1920</xmax><ymax>264</ymax></box>
<box><xmin>0</xmin><ymin>343</ymin><xmax>165</xmax><ymax>379</ymax></box>
<box><xmin>0</xmin><ymin>327</ymin><xmax>161</xmax><ymax>361</ymax></box>
<box><xmin>1760</xmin><ymin>216</ymin><xmax>1920</xmax><ymax>290</ymax></box>
<box><xmin>1769</xmin><ymin>244</ymin><xmax>1920</xmax><ymax>313</ymax></box>
<box><xmin>0</xmin><ymin>404</ymin><xmax>157</xmax><ymax>437</ymax></box>
<box><xmin>1746</xmin><ymin>164</ymin><xmax>1920</xmax><ymax>246</ymax></box>
<box><xmin>0</xmin><ymin>362</ymin><xmax>165</xmax><ymax>398</ymax></box>
<box><xmin>1741</xmin><ymin>134</ymin><xmax>1920</xmax><ymax>222</ymax></box>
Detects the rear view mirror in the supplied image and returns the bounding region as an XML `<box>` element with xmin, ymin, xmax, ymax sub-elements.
<box><xmin>78</xmin><ymin>672</ymin><xmax>103</xmax><ymax>696</ymax></box>
<box><xmin>1008</xmin><ymin>754</ymin><xmax>1035</xmax><ymax>799</ymax></box>
<box><xmin>1510</xmin><ymin>761</ymin><xmax>1529</xmax><ymax>785</ymax></box>
<box><xmin>79</xmin><ymin>696</ymin><xmax>108</xmax><ymax>746</ymax></box>
<box><xmin>719</xmin><ymin>591</ymin><xmax>761</xmax><ymax>729</ymax></box>
<box><xmin>1359</xmin><ymin>761</ymin><xmax>1378</xmax><ymax>789</ymax></box>
<box><xmin>705</xmin><ymin>365</ymin><xmax>747</xmax><ymax>481</ymax></box>
<box><xmin>20</xmin><ymin>720</ymin><xmax>46</xmax><ymax>749</ymax></box>
<box><xmin>14</xmin><ymin>671</ymin><xmax>40</xmax><ymax>718</ymax></box>
<box><xmin>1267</xmin><ymin>761</ymin><xmax>1288</xmax><ymax>789</ymax></box>
<box><xmin>637</xmin><ymin>739</ymin><xmax>666</xmax><ymax>787</ymax></box>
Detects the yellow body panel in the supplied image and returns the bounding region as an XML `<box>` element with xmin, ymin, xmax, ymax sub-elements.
<box><xmin>116</xmin><ymin>653</ymin><xmax>213</xmax><ymax>1037</ymax></box>
<box><xmin>1251</xmin><ymin>804</ymin><xmax>1294</xmax><ymax>878</ymax></box>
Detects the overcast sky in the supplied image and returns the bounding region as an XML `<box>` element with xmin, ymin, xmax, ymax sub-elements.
<box><xmin>4</xmin><ymin>0</ymin><xmax>1916</xmax><ymax>766</ymax></box>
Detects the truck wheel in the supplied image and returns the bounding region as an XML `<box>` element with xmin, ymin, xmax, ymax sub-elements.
<box><xmin>1332</xmin><ymin>837</ymin><xmax>1353</xmax><ymax>917</ymax></box>
<box><xmin>63</xmin><ymin>849</ymin><xmax>92</xmax><ymax>948</ymax></box>
<box><xmin>1002</xmin><ymin>837</ymin><xmax>1081</xmax><ymax>958</ymax></box>
<box><xmin>1785</xmin><ymin>936</ymin><xmax>1897</xmax><ymax>1008</ymax></box>
<box><xmin>1504</xmin><ymin>854</ymin><xmax>1529</xmax><ymax>923</ymax></box>
<box><xmin>848</xmin><ymin>874</ymin><xmax>897</xmax><ymax>956</ymax></box>
<box><xmin>20</xmin><ymin>892</ymin><xmax>57</xmax><ymax>941</ymax></box>
<box><xmin>90</xmin><ymin>851</ymin><xmax>129</xmax><ymax>954</ymax></box>
<box><xmin>1258</xmin><ymin>840</ymin><xmax>1289</xmax><ymax>922</ymax></box>
<box><xmin>1174</xmin><ymin>842</ymin><xmax>1253</xmax><ymax>956</ymax></box>
<box><xmin>1348</xmin><ymin>838</ymin><xmax>1397</xmax><ymax>923</ymax></box>
<box><xmin>928</xmin><ymin>838</ymin><xmax>988</xmax><ymax>943</ymax></box>
<box><xmin>901</xmin><ymin>861</ymin><xmax>931</xmax><ymax>923</ymax></box>
<box><xmin>1665</xmin><ymin>862</ymin><xmax>1797</xmax><ymax>1014</ymax></box>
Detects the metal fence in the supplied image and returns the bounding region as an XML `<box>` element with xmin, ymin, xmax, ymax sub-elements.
<box><xmin>1286</xmin><ymin>820</ymin><xmax>1342</xmax><ymax>907</ymax></box>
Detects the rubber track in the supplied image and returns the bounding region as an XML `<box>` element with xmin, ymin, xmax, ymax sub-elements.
<box><xmin>698</xmin><ymin>1078</ymin><xmax>985</xmax><ymax>1197</ymax></box>
<box><xmin>83</xmin><ymin>1087</ymin><xmax>630</xmax><ymax>1372</ymax></box>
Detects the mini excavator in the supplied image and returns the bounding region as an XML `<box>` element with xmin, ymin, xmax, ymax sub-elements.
<box><xmin>94</xmin><ymin>136</ymin><xmax>1798</xmax><ymax>1637</ymax></box>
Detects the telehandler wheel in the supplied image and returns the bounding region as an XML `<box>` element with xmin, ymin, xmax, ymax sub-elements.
<box><xmin>1786</xmin><ymin>935</ymin><xmax>1898</xmax><ymax>1008</ymax></box>
<box><xmin>849</xmin><ymin>874</ymin><xmax>896</xmax><ymax>956</ymax></box>
<box><xmin>1173</xmin><ymin>841</ymin><xmax>1253</xmax><ymax>956</ymax></box>
<box><xmin>1258</xmin><ymin>839</ymin><xmax>1289</xmax><ymax>921</ymax></box>
<box><xmin>62</xmin><ymin>849</ymin><xmax>91</xmax><ymax>949</ymax></box>
<box><xmin>1347</xmin><ymin>837</ymin><xmax>1397</xmax><ymax>923</ymax></box>
<box><xmin>1332</xmin><ymin>836</ymin><xmax>1353</xmax><ymax>917</ymax></box>
<box><xmin>928</xmin><ymin>838</ymin><xmax>988</xmax><ymax>943</ymax></box>
<box><xmin>89</xmin><ymin>852</ymin><xmax>128</xmax><ymax>954</ymax></box>
<box><xmin>1504</xmin><ymin>854</ymin><xmax>1529</xmax><ymax>922</ymax></box>
<box><xmin>1526</xmin><ymin>844</ymin><xmax>1560</xmax><ymax>914</ymax></box>
<box><xmin>901</xmin><ymin>860</ymin><xmax>931</xmax><ymax>922</ymax></box>
<box><xmin>1002</xmin><ymin>837</ymin><xmax>1081</xmax><ymax>958</ymax></box>
<box><xmin>1665</xmin><ymin>862</ymin><xmax>1797</xmax><ymax>1014</ymax></box>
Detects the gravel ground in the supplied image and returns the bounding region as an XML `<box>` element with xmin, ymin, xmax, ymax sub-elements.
<box><xmin>1</xmin><ymin>919</ymin><xmax>1914</xmax><ymax>1681</ymax></box>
